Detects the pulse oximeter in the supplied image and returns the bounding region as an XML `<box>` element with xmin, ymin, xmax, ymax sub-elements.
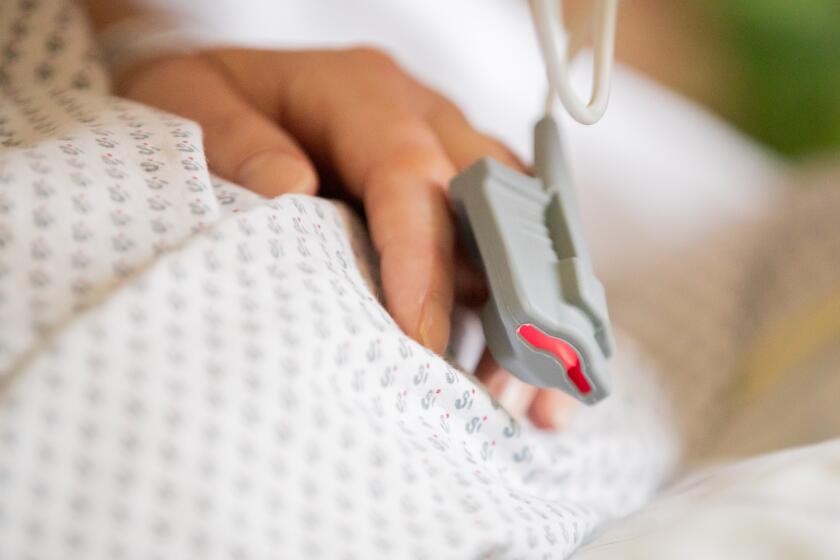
<box><xmin>450</xmin><ymin>116</ymin><xmax>614</xmax><ymax>404</ymax></box>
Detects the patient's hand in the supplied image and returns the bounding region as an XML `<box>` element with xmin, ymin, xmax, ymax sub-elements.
<box><xmin>116</xmin><ymin>47</ymin><xmax>575</xmax><ymax>429</ymax></box>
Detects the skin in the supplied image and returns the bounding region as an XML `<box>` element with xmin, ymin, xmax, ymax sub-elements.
<box><xmin>85</xmin><ymin>1</ymin><xmax>578</xmax><ymax>429</ymax></box>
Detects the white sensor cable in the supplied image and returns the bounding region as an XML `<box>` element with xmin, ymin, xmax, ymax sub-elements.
<box><xmin>530</xmin><ymin>0</ymin><xmax>619</xmax><ymax>124</ymax></box>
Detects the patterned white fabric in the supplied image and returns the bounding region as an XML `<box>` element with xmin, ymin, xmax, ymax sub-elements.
<box><xmin>0</xmin><ymin>2</ymin><xmax>676</xmax><ymax>559</ymax></box>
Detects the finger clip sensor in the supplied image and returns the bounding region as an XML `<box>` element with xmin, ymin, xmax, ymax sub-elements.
<box><xmin>450</xmin><ymin>116</ymin><xmax>614</xmax><ymax>405</ymax></box>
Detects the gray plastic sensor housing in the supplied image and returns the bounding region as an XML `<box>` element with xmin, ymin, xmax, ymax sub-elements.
<box><xmin>450</xmin><ymin>116</ymin><xmax>614</xmax><ymax>405</ymax></box>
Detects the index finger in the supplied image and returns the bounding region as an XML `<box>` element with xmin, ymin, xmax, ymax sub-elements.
<box><xmin>241</xmin><ymin>49</ymin><xmax>460</xmax><ymax>353</ymax></box>
<box><xmin>360</xmin><ymin>123</ymin><xmax>457</xmax><ymax>354</ymax></box>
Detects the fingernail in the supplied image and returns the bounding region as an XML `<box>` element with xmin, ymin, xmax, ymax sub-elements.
<box><xmin>237</xmin><ymin>152</ymin><xmax>316</xmax><ymax>196</ymax></box>
<box><xmin>419</xmin><ymin>296</ymin><xmax>450</xmax><ymax>355</ymax></box>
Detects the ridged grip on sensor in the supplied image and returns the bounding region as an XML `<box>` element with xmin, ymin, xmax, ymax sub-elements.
<box><xmin>449</xmin><ymin>116</ymin><xmax>614</xmax><ymax>404</ymax></box>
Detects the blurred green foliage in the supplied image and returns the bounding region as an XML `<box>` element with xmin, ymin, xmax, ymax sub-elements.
<box><xmin>710</xmin><ymin>0</ymin><xmax>840</xmax><ymax>157</ymax></box>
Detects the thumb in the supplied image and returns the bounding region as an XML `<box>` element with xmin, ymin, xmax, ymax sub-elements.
<box><xmin>119</xmin><ymin>54</ymin><xmax>317</xmax><ymax>198</ymax></box>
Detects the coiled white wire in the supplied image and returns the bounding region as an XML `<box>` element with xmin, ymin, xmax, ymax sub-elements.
<box><xmin>530</xmin><ymin>0</ymin><xmax>619</xmax><ymax>125</ymax></box>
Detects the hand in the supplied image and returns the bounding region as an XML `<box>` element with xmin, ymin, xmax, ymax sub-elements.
<box><xmin>116</xmin><ymin>47</ymin><xmax>576</xmax><ymax>429</ymax></box>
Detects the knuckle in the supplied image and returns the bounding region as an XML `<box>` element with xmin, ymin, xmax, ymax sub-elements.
<box><xmin>367</xmin><ymin>145</ymin><xmax>454</xmax><ymax>186</ymax></box>
<box><xmin>432</xmin><ymin>96</ymin><xmax>466</xmax><ymax>120</ymax></box>
<box><xmin>381</xmin><ymin>114</ymin><xmax>432</xmax><ymax>142</ymax></box>
<box><xmin>346</xmin><ymin>46</ymin><xmax>398</xmax><ymax>71</ymax></box>
<box><xmin>342</xmin><ymin>47</ymin><xmax>433</xmax><ymax>107</ymax></box>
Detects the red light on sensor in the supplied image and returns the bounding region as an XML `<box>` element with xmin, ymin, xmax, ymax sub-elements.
<box><xmin>516</xmin><ymin>324</ymin><xmax>591</xmax><ymax>395</ymax></box>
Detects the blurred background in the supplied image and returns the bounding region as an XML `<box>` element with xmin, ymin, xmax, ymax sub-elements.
<box><xmin>604</xmin><ymin>0</ymin><xmax>840</xmax><ymax>159</ymax></box>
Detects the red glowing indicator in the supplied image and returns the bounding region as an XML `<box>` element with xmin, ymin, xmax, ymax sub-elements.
<box><xmin>516</xmin><ymin>323</ymin><xmax>591</xmax><ymax>395</ymax></box>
